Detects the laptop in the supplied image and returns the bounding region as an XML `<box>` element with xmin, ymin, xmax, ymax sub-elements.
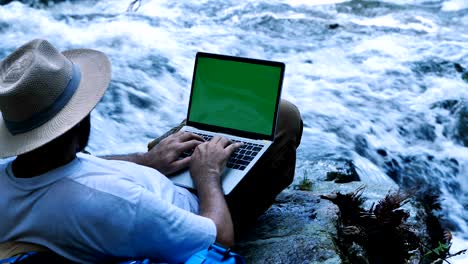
<box><xmin>170</xmin><ymin>52</ymin><xmax>285</xmax><ymax>194</ymax></box>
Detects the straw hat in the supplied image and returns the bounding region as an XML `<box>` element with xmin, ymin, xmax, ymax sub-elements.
<box><xmin>0</xmin><ymin>39</ymin><xmax>111</xmax><ymax>158</ymax></box>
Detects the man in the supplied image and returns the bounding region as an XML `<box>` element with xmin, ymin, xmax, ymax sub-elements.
<box><xmin>0</xmin><ymin>39</ymin><xmax>303</xmax><ymax>263</ymax></box>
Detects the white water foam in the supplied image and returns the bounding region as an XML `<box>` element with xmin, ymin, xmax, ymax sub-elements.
<box><xmin>1</xmin><ymin>0</ymin><xmax>467</xmax><ymax>257</ymax></box>
<box><xmin>442</xmin><ymin>0</ymin><xmax>468</xmax><ymax>11</ymax></box>
<box><xmin>282</xmin><ymin>0</ymin><xmax>349</xmax><ymax>7</ymax></box>
<box><xmin>450</xmin><ymin>234</ymin><xmax>468</xmax><ymax>263</ymax></box>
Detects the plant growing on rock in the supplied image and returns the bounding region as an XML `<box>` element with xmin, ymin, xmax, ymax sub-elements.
<box><xmin>321</xmin><ymin>187</ymin><xmax>419</xmax><ymax>264</ymax></box>
<box><xmin>415</xmin><ymin>191</ymin><xmax>466</xmax><ymax>264</ymax></box>
<box><xmin>294</xmin><ymin>170</ymin><xmax>313</xmax><ymax>191</ymax></box>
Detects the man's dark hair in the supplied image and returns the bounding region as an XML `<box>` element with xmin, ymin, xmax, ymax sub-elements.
<box><xmin>45</xmin><ymin>114</ymin><xmax>91</xmax><ymax>154</ymax></box>
<box><xmin>75</xmin><ymin>114</ymin><xmax>91</xmax><ymax>153</ymax></box>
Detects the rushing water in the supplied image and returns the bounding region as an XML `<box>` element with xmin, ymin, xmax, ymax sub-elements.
<box><xmin>1</xmin><ymin>0</ymin><xmax>467</xmax><ymax>262</ymax></box>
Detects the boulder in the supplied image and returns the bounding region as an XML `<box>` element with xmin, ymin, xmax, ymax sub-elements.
<box><xmin>325</xmin><ymin>159</ymin><xmax>360</xmax><ymax>183</ymax></box>
<box><xmin>234</xmin><ymin>190</ymin><xmax>342</xmax><ymax>264</ymax></box>
<box><xmin>234</xmin><ymin>174</ymin><xmax>401</xmax><ymax>263</ymax></box>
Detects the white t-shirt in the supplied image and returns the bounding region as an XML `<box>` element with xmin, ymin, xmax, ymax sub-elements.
<box><xmin>0</xmin><ymin>153</ymin><xmax>216</xmax><ymax>264</ymax></box>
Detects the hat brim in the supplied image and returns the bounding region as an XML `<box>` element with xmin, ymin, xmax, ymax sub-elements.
<box><xmin>0</xmin><ymin>49</ymin><xmax>111</xmax><ymax>158</ymax></box>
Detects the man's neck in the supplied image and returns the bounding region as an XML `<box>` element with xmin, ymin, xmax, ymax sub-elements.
<box><xmin>12</xmin><ymin>149</ymin><xmax>77</xmax><ymax>179</ymax></box>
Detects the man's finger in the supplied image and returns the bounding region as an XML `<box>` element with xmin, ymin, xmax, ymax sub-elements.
<box><xmin>218</xmin><ymin>137</ymin><xmax>231</xmax><ymax>147</ymax></box>
<box><xmin>194</xmin><ymin>141</ymin><xmax>209</xmax><ymax>152</ymax></box>
<box><xmin>177</xmin><ymin>140</ymin><xmax>204</xmax><ymax>154</ymax></box>
<box><xmin>225</xmin><ymin>142</ymin><xmax>243</xmax><ymax>155</ymax></box>
<box><xmin>170</xmin><ymin>157</ymin><xmax>191</xmax><ymax>172</ymax></box>
<box><xmin>178</xmin><ymin>132</ymin><xmax>204</xmax><ymax>142</ymax></box>
<box><xmin>211</xmin><ymin>136</ymin><xmax>222</xmax><ymax>144</ymax></box>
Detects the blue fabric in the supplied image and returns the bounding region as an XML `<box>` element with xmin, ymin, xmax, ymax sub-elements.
<box><xmin>119</xmin><ymin>260</ymin><xmax>151</xmax><ymax>264</ymax></box>
<box><xmin>4</xmin><ymin>63</ymin><xmax>81</xmax><ymax>135</ymax></box>
<box><xmin>0</xmin><ymin>245</ymin><xmax>246</xmax><ymax>264</ymax></box>
<box><xmin>0</xmin><ymin>252</ymin><xmax>37</xmax><ymax>264</ymax></box>
<box><xmin>185</xmin><ymin>244</ymin><xmax>246</xmax><ymax>264</ymax></box>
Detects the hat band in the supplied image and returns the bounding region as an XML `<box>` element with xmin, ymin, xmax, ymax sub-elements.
<box><xmin>4</xmin><ymin>64</ymin><xmax>82</xmax><ymax>135</ymax></box>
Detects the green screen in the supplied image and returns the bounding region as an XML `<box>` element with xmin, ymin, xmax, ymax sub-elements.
<box><xmin>188</xmin><ymin>57</ymin><xmax>282</xmax><ymax>136</ymax></box>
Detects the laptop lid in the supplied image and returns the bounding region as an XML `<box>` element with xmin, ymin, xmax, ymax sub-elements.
<box><xmin>186</xmin><ymin>52</ymin><xmax>285</xmax><ymax>141</ymax></box>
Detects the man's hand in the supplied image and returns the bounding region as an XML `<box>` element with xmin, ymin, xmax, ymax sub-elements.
<box><xmin>189</xmin><ymin>136</ymin><xmax>242</xmax><ymax>187</ymax></box>
<box><xmin>189</xmin><ymin>136</ymin><xmax>241</xmax><ymax>247</ymax></box>
<box><xmin>144</xmin><ymin>131</ymin><xmax>205</xmax><ymax>175</ymax></box>
<box><xmin>190</xmin><ymin>136</ymin><xmax>242</xmax><ymax>187</ymax></box>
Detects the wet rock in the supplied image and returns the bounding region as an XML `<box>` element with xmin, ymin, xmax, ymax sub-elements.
<box><xmin>456</xmin><ymin>102</ymin><xmax>468</xmax><ymax>147</ymax></box>
<box><xmin>454</xmin><ymin>63</ymin><xmax>465</xmax><ymax>73</ymax></box>
<box><xmin>326</xmin><ymin>170</ymin><xmax>359</xmax><ymax>183</ymax></box>
<box><xmin>376</xmin><ymin>148</ymin><xmax>387</xmax><ymax>157</ymax></box>
<box><xmin>397</xmin><ymin>115</ymin><xmax>437</xmax><ymax>142</ymax></box>
<box><xmin>430</xmin><ymin>99</ymin><xmax>459</xmax><ymax>113</ymax></box>
<box><xmin>453</xmin><ymin>63</ymin><xmax>468</xmax><ymax>83</ymax></box>
<box><xmin>0</xmin><ymin>0</ymin><xmax>66</xmax><ymax>6</ymax></box>
<box><xmin>383</xmin><ymin>158</ymin><xmax>401</xmax><ymax>182</ymax></box>
<box><xmin>325</xmin><ymin>160</ymin><xmax>360</xmax><ymax>183</ymax></box>
<box><xmin>431</xmin><ymin>100</ymin><xmax>468</xmax><ymax>147</ymax></box>
<box><xmin>354</xmin><ymin>135</ymin><xmax>369</xmax><ymax>157</ymax></box>
<box><xmin>462</xmin><ymin>72</ymin><xmax>468</xmax><ymax>83</ymax></box>
<box><xmin>328</xmin><ymin>23</ymin><xmax>340</xmax><ymax>29</ymax></box>
<box><xmin>410</xmin><ymin>57</ymin><xmax>460</xmax><ymax>78</ymax></box>
<box><xmin>411</xmin><ymin>60</ymin><xmax>468</xmax><ymax>83</ymax></box>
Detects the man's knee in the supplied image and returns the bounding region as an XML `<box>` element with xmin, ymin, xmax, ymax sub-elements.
<box><xmin>277</xmin><ymin>100</ymin><xmax>303</xmax><ymax>147</ymax></box>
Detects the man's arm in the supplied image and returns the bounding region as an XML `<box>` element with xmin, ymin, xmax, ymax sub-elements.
<box><xmin>101</xmin><ymin>131</ymin><xmax>204</xmax><ymax>176</ymax></box>
<box><xmin>190</xmin><ymin>136</ymin><xmax>242</xmax><ymax>246</ymax></box>
<box><xmin>103</xmin><ymin>133</ymin><xmax>239</xmax><ymax>246</ymax></box>
<box><xmin>101</xmin><ymin>152</ymin><xmax>148</xmax><ymax>165</ymax></box>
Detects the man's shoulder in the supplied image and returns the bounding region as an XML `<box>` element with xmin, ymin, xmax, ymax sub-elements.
<box><xmin>61</xmin><ymin>154</ymin><xmax>154</xmax><ymax>205</ymax></box>
<box><xmin>52</xmin><ymin>174</ymin><xmax>144</xmax><ymax>209</ymax></box>
<box><xmin>76</xmin><ymin>153</ymin><xmax>171</xmax><ymax>190</ymax></box>
<box><xmin>77</xmin><ymin>153</ymin><xmax>156</xmax><ymax>174</ymax></box>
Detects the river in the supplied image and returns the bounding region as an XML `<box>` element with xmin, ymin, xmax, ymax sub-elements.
<box><xmin>0</xmin><ymin>0</ymin><xmax>467</xmax><ymax>262</ymax></box>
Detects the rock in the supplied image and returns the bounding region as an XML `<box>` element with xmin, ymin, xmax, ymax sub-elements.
<box><xmin>397</xmin><ymin>115</ymin><xmax>437</xmax><ymax>142</ymax></box>
<box><xmin>354</xmin><ymin>135</ymin><xmax>369</xmax><ymax>157</ymax></box>
<box><xmin>0</xmin><ymin>0</ymin><xmax>66</xmax><ymax>6</ymax></box>
<box><xmin>234</xmin><ymin>190</ymin><xmax>342</xmax><ymax>264</ymax></box>
<box><xmin>430</xmin><ymin>99</ymin><xmax>467</xmax><ymax>147</ymax></box>
<box><xmin>376</xmin><ymin>148</ymin><xmax>387</xmax><ymax>157</ymax></box>
<box><xmin>462</xmin><ymin>72</ymin><xmax>468</xmax><ymax>83</ymax></box>
<box><xmin>325</xmin><ymin>160</ymin><xmax>360</xmax><ymax>183</ymax></box>
<box><xmin>456</xmin><ymin>101</ymin><xmax>468</xmax><ymax>147</ymax></box>
<box><xmin>453</xmin><ymin>63</ymin><xmax>468</xmax><ymax>83</ymax></box>
<box><xmin>454</xmin><ymin>63</ymin><xmax>465</xmax><ymax>73</ymax></box>
<box><xmin>328</xmin><ymin>24</ymin><xmax>340</xmax><ymax>29</ymax></box>
<box><xmin>410</xmin><ymin>57</ymin><xmax>460</xmax><ymax>78</ymax></box>
<box><xmin>235</xmin><ymin>176</ymin><xmax>404</xmax><ymax>263</ymax></box>
<box><xmin>430</xmin><ymin>99</ymin><xmax>459</xmax><ymax>113</ymax></box>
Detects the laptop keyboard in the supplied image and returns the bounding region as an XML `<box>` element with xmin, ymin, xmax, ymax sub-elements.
<box><xmin>180</xmin><ymin>132</ymin><xmax>263</xmax><ymax>171</ymax></box>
